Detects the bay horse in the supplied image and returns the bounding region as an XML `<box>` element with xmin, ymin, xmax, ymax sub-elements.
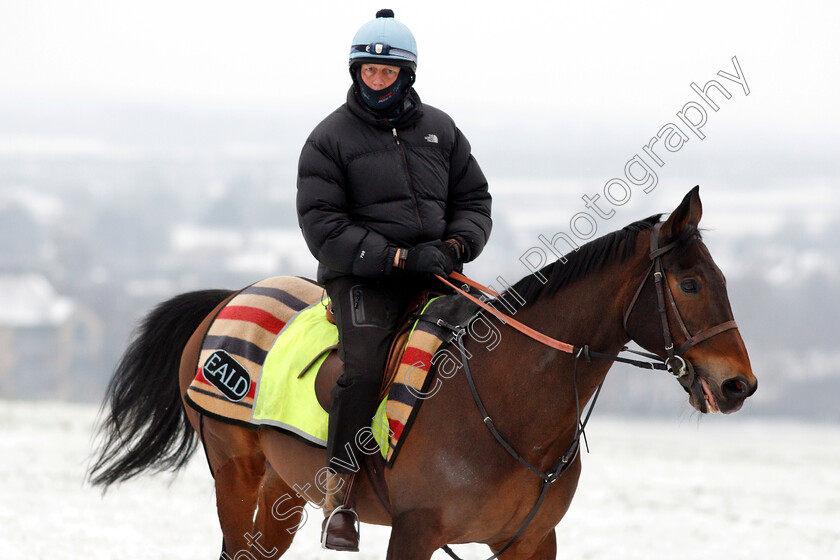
<box><xmin>89</xmin><ymin>187</ymin><xmax>757</xmax><ymax>560</ymax></box>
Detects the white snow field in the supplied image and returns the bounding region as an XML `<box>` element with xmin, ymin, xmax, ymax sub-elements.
<box><xmin>1</xmin><ymin>400</ymin><xmax>839</xmax><ymax>559</ymax></box>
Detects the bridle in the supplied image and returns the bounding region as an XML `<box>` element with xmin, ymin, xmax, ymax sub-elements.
<box><xmin>439</xmin><ymin>222</ymin><xmax>739</xmax><ymax>381</ymax></box>
<box><xmin>621</xmin><ymin>222</ymin><xmax>738</xmax><ymax>387</ymax></box>
<box><xmin>432</xmin><ymin>221</ymin><xmax>739</xmax><ymax>560</ymax></box>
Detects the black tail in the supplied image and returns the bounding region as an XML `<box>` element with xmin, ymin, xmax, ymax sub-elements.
<box><xmin>88</xmin><ymin>288</ymin><xmax>234</xmax><ymax>488</ymax></box>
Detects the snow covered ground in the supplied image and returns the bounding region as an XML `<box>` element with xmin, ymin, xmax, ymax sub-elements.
<box><xmin>1</xmin><ymin>400</ymin><xmax>839</xmax><ymax>559</ymax></box>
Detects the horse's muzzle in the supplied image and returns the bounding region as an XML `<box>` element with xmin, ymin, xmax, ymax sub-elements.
<box><xmin>686</xmin><ymin>368</ymin><xmax>757</xmax><ymax>414</ymax></box>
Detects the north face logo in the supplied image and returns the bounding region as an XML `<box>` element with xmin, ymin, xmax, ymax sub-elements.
<box><xmin>425</xmin><ymin>134</ymin><xmax>439</xmax><ymax>143</ymax></box>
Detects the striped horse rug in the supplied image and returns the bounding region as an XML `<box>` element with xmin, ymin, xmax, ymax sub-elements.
<box><xmin>185</xmin><ymin>275</ymin><xmax>467</xmax><ymax>465</ymax></box>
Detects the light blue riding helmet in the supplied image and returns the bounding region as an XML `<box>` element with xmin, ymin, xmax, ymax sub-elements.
<box><xmin>349</xmin><ymin>9</ymin><xmax>417</xmax><ymax>72</ymax></box>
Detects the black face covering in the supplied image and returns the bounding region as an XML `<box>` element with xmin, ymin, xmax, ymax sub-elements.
<box><xmin>355</xmin><ymin>67</ymin><xmax>413</xmax><ymax>115</ymax></box>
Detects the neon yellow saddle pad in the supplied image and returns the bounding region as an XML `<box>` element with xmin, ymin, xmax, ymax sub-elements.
<box><xmin>250</xmin><ymin>300</ymin><xmax>338</xmax><ymax>446</ymax></box>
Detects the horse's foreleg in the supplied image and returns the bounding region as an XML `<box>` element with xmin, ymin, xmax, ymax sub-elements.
<box><xmin>249</xmin><ymin>463</ymin><xmax>306</xmax><ymax>559</ymax></box>
<box><xmin>385</xmin><ymin>511</ymin><xmax>445</xmax><ymax>560</ymax></box>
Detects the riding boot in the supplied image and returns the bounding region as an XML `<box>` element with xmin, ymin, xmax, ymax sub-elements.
<box><xmin>320</xmin><ymin>472</ymin><xmax>360</xmax><ymax>552</ymax></box>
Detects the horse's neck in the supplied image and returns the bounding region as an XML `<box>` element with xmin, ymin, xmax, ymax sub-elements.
<box><xmin>472</xmin><ymin>249</ymin><xmax>648</xmax><ymax>465</ymax></box>
<box><xmin>517</xmin><ymin>256</ymin><xmax>640</xmax><ymax>362</ymax></box>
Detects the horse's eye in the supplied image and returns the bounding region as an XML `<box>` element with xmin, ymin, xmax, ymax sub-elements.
<box><xmin>680</xmin><ymin>279</ymin><xmax>700</xmax><ymax>294</ymax></box>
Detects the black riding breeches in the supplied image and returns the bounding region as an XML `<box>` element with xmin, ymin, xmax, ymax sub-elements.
<box><xmin>324</xmin><ymin>275</ymin><xmax>427</xmax><ymax>473</ymax></box>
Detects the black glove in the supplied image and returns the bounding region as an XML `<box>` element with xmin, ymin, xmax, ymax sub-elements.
<box><xmin>439</xmin><ymin>238</ymin><xmax>464</xmax><ymax>272</ymax></box>
<box><xmin>402</xmin><ymin>242</ymin><xmax>453</xmax><ymax>275</ymax></box>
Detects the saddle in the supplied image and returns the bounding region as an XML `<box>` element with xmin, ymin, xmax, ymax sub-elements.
<box><xmin>312</xmin><ymin>291</ymin><xmax>434</xmax><ymax>412</ymax></box>
<box><xmin>187</xmin><ymin>275</ymin><xmax>480</xmax><ymax>463</ymax></box>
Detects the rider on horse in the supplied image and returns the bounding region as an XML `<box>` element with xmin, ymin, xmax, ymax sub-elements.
<box><xmin>296</xmin><ymin>8</ymin><xmax>493</xmax><ymax>552</ymax></box>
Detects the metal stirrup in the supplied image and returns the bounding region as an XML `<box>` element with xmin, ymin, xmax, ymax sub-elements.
<box><xmin>321</xmin><ymin>506</ymin><xmax>361</xmax><ymax>550</ymax></box>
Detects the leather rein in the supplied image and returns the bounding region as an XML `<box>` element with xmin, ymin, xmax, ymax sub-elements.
<box><xmin>433</xmin><ymin>223</ymin><xmax>738</xmax><ymax>560</ymax></box>
<box><xmin>436</xmin><ymin>222</ymin><xmax>738</xmax><ymax>383</ymax></box>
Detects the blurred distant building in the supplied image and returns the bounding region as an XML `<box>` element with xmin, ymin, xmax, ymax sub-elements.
<box><xmin>0</xmin><ymin>273</ymin><xmax>103</xmax><ymax>399</ymax></box>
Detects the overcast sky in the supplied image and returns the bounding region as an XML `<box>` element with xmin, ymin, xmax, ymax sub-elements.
<box><xmin>1</xmin><ymin>0</ymin><xmax>838</xmax><ymax>137</ymax></box>
<box><xmin>1</xmin><ymin>0</ymin><xmax>837</xmax><ymax>245</ymax></box>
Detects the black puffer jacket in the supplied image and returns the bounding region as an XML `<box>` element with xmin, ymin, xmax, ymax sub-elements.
<box><xmin>297</xmin><ymin>87</ymin><xmax>492</xmax><ymax>282</ymax></box>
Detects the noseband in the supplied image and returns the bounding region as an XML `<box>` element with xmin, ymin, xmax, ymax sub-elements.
<box><xmin>622</xmin><ymin>222</ymin><xmax>738</xmax><ymax>386</ymax></box>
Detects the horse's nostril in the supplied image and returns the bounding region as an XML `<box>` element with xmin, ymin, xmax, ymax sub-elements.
<box><xmin>722</xmin><ymin>377</ymin><xmax>749</xmax><ymax>399</ymax></box>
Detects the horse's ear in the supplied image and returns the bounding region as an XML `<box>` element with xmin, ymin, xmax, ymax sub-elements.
<box><xmin>661</xmin><ymin>185</ymin><xmax>702</xmax><ymax>241</ymax></box>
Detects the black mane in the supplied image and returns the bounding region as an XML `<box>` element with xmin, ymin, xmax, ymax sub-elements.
<box><xmin>503</xmin><ymin>214</ymin><xmax>675</xmax><ymax>307</ymax></box>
